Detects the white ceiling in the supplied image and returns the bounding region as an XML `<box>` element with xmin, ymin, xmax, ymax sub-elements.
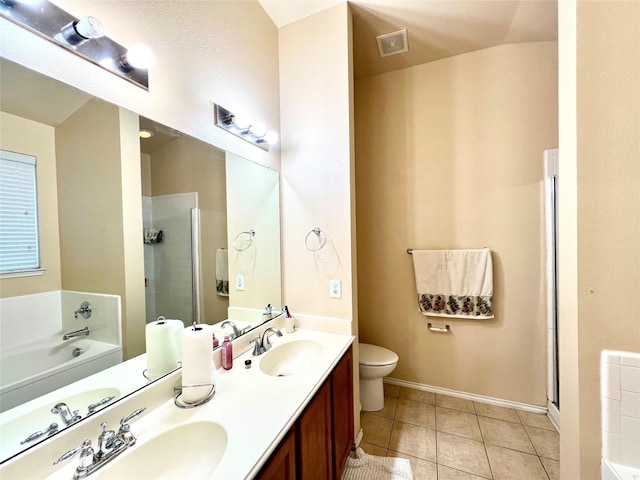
<box><xmin>259</xmin><ymin>0</ymin><xmax>558</xmax><ymax>78</ymax></box>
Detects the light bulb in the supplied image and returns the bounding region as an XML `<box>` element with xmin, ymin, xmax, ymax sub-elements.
<box><xmin>54</xmin><ymin>16</ymin><xmax>104</xmax><ymax>47</ymax></box>
<box><xmin>249</xmin><ymin>122</ymin><xmax>267</xmax><ymax>138</ymax></box>
<box><xmin>233</xmin><ymin>114</ymin><xmax>251</xmax><ymax>130</ymax></box>
<box><xmin>264</xmin><ymin>131</ymin><xmax>279</xmax><ymax>145</ymax></box>
<box><xmin>124</xmin><ymin>44</ymin><xmax>155</xmax><ymax>70</ymax></box>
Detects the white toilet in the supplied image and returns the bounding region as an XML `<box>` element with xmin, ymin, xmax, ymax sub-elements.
<box><xmin>359</xmin><ymin>343</ymin><xmax>399</xmax><ymax>412</ymax></box>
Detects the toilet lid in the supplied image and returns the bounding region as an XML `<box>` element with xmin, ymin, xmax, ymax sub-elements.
<box><xmin>359</xmin><ymin>343</ymin><xmax>399</xmax><ymax>366</ymax></box>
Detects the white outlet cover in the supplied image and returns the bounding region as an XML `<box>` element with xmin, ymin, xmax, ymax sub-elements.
<box><xmin>236</xmin><ymin>274</ymin><xmax>245</xmax><ymax>291</ymax></box>
<box><xmin>330</xmin><ymin>279</ymin><xmax>341</xmax><ymax>298</ymax></box>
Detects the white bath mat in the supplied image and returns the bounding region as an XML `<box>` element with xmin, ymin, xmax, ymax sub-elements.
<box><xmin>341</xmin><ymin>448</ymin><xmax>413</xmax><ymax>480</ymax></box>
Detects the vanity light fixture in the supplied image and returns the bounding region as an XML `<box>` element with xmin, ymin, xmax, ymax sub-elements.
<box><xmin>0</xmin><ymin>0</ymin><xmax>152</xmax><ymax>89</ymax></box>
<box><xmin>214</xmin><ymin>104</ymin><xmax>279</xmax><ymax>151</ymax></box>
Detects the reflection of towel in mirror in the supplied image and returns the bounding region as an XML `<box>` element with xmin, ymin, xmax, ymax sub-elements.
<box><xmin>411</xmin><ymin>248</ymin><xmax>493</xmax><ymax>319</ymax></box>
<box><xmin>216</xmin><ymin>248</ymin><xmax>229</xmax><ymax>296</ymax></box>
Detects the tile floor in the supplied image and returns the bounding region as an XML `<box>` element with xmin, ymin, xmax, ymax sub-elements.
<box><xmin>360</xmin><ymin>385</ymin><xmax>559</xmax><ymax>480</ymax></box>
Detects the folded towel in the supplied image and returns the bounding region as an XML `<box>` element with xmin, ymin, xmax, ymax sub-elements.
<box><xmin>412</xmin><ymin>248</ymin><xmax>493</xmax><ymax>319</ymax></box>
<box><xmin>216</xmin><ymin>248</ymin><xmax>229</xmax><ymax>297</ymax></box>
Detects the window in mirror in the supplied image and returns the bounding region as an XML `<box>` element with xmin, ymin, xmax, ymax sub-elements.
<box><xmin>0</xmin><ymin>150</ymin><xmax>41</xmax><ymax>276</ymax></box>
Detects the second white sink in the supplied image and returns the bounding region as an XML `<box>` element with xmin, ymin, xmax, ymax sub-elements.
<box><xmin>259</xmin><ymin>340</ymin><xmax>323</xmax><ymax>377</ymax></box>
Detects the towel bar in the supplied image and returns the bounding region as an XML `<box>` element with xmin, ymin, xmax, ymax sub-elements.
<box><xmin>427</xmin><ymin>323</ymin><xmax>450</xmax><ymax>333</ymax></box>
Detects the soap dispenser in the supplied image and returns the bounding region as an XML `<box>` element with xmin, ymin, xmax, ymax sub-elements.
<box><xmin>221</xmin><ymin>335</ymin><xmax>233</xmax><ymax>370</ymax></box>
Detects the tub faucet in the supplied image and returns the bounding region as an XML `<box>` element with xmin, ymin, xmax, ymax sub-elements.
<box><xmin>62</xmin><ymin>326</ymin><xmax>90</xmax><ymax>340</ymax></box>
<box><xmin>252</xmin><ymin>327</ymin><xmax>283</xmax><ymax>356</ymax></box>
<box><xmin>51</xmin><ymin>402</ymin><xmax>82</xmax><ymax>426</ymax></box>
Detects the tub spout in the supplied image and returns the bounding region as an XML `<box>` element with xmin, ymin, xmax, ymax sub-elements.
<box><xmin>62</xmin><ymin>326</ymin><xmax>90</xmax><ymax>340</ymax></box>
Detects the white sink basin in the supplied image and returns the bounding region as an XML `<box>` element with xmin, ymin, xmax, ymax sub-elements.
<box><xmin>259</xmin><ymin>340</ymin><xmax>323</xmax><ymax>377</ymax></box>
<box><xmin>95</xmin><ymin>421</ymin><xmax>227</xmax><ymax>479</ymax></box>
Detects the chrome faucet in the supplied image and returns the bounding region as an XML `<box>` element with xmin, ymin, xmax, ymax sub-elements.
<box><xmin>62</xmin><ymin>326</ymin><xmax>90</xmax><ymax>340</ymax></box>
<box><xmin>51</xmin><ymin>402</ymin><xmax>82</xmax><ymax>426</ymax></box>
<box><xmin>220</xmin><ymin>320</ymin><xmax>240</xmax><ymax>339</ymax></box>
<box><xmin>53</xmin><ymin>408</ymin><xmax>145</xmax><ymax>479</ymax></box>
<box><xmin>252</xmin><ymin>327</ymin><xmax>283</xmax><ymax>356</ymax></box>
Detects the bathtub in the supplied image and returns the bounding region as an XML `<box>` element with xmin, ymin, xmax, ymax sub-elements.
<box><xmin>0</xmin><ymin>337</ymin><xmax>122</xmax><ymax>412</ymax></box>
<box><xmin>603</xmin><ymin>459</ymin><xmax>640</xmax><ymax>480</ymax></box>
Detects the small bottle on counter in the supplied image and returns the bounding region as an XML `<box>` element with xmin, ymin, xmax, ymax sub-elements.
<box><xmin>212</xmin><ymin>331</ymin><xmax>219</xmax><ymax>349</ymax></box>
<box><xmin>221</xmin><ymin>334</ymin><xmax>233</xmax><ymax>370</ymax></box>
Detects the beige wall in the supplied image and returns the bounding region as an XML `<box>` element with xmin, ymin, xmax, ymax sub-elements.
<box><xmin>356</xmin><ymin>42</ymin><xmax>558</xmax><ymax>405</ymax></box>
<box><xmin>56</xmin><ymin>98</ymin><xmax>145</xmax><ymax>358</ymax></box>
<box><xmin>0</xmin><ymin>112</ymin><xmax>61</xmax><ymax>297</ymax></box>
<box><xmin>279</xmin><ymin>2</ymin><xmax>359</xmax><ymax>432</ymax></box>
<box><xmin>148</xmin><ymin>137</ymin><xmax>228</xmax><ymax>324</ymax></box>
<box><xmin>559</xmin><ymin>1</ymin><xmax>640</xmax><ymax>477</ymax></box>
<box><xmin>226</xmin><ymin>152</ymin><xmax>281</xmax><ymax>312</ymax></box>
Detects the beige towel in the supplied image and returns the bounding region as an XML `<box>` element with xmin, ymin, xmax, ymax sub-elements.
<box><xmin>412</xmin><ymin>248</ymin><xmax>493</xmax><ymax>319</ymax></box>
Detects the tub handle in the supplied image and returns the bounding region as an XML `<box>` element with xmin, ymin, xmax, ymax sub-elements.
<box><xmin>427</xmin><ymin>323</ymin><xmax>450</xmax><ymax>333</ymax></box>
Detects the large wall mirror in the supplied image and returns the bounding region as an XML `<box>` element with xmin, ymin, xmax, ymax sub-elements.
<box><xmin>0</xmin><ymin>58</ymin><xmax>282</xmax><ymax>462</ymax></box>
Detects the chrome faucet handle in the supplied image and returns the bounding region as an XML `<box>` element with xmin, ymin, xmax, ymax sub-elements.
<box><xmin>117</xmin><ymin>407</ymin><xmax>146</xmax><ymax>446</ymax></box>
<box><xmin>53</xmin><ymin>439</ymin><xmax>94</xmax><ymax>468</ymax></box>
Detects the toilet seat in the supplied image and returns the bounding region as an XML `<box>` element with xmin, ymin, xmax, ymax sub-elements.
<box><xmin>359</xmin><ymin>343</ymin><xmax>399</xmax><ymax>367</ymax></box>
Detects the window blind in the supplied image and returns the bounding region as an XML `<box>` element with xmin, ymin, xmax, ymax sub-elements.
<box><xmin>0</xmin><ymin>150</ymin><xmax>40</xmax><ymax>274</ymax></box>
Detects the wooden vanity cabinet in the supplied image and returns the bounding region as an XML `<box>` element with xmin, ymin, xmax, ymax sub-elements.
<box><xmin>256</xmin><ymin>345</ymin><xmax>354</xmax><ymax>480</ymax></box>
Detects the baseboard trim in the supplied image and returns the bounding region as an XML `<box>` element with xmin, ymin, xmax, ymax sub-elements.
<box><xmin>547</xmin><ymin>400</ymin><xmax>560</xmax><ymax>431</ymax></box>
<box><xmin>384</xmin><ymin>377</ymin><xmax>547</xmax><ymax>415</ymax></box>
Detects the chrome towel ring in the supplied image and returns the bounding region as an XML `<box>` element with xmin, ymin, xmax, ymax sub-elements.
<box><xmin>233</xmin><ymin>229</ymin><xmax>255</xmax><ymax>251</ymax></box>
<box><xmin>305</xmin><ymin>227</ymin><xmax>327</xmax><ymax>251</ymax></box>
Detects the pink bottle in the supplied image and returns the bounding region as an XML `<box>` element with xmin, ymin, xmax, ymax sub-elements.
<box><xmin>221</xmin><ymin>334</ymin><xmax>233</xmax><ymax>370</ymax></box>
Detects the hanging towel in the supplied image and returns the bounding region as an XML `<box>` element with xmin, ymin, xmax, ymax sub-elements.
<box><xmin>216</xmin><ymin>248</ymin><xmax>229</xmax><ymax>296</ymax></box>
<box><xmin>411</xmin><ymin>248</ymin><xmax>493</xmax><ymax>319</ymax></box>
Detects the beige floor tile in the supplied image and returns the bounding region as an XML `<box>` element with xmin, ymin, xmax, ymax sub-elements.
<box><xmin>525</xmin><ymin>425</ymin><xmax>560</xmax><ymax>461</ymax></box>
<box><xmin>384</xmin><ymin>383</ymin><xmax>400</xmax><ymax>397</ymax></box>
<box><xmin>370</xmin><ymin>394</ymin><xmax>399</xmax><ymax>419</ymax></box>
<box><xmin>436</xmin><ymin>394</ymin><xmax>476</xmax><ymax>413</ymax></box>
<box><xmin>438</xmin><ymin>464</ymin><xmax>491</xmax><ymax>480</ymax></box>
<box><xmin>517</xmin><ymin>410</ymin><xmax>556</xmax><ymax>431</ymax></box>
<box><xmin>474</xmin><ymin>402</ymin><xmax>521</xmax><ymax>423</ymax></box>
<box><xmin>361</xmin><ymin>412</ymin><xmax>393</xmax><ymax>448</ymax></box>
<box><xmin>436</xmin><ymin>407</ymin><xmax>483</xmax><ymax>441</ymax></box>
<box><xmin>399</xmin><ymin>387</ymin><xmax>436</xmax><ymax>405</ymax></box>
<box><xmin>389</xmin><ymin>420</ymin><xmax>437</xmax><ymax>462</ymax></box>
<box><xmin>436</xmin><ymin>431</ymin><xmax>492</xmax><ymax>479</ymax></box>
<box><xmin>389</xmin><ymin>452</ymin><xmax>437</xmax><ymax>480</ymax></box>
<box><xmin>478</xmin><ymin>416</ymin><xmax>536</xmax><ymax>454</ymax></box>
<box><xmin>360</xmin><ymin>441</ymin><xmax>388</xmax><ymax>457</ymax></box>
<box><xmin>395</xmin><ymin>398</ymin><xmax>436</xmax><ymax>429</ymax></box>
<box><xmin>540</xmin><ymin>456</ymin><xmax>560</xmax><ymax>480</ymax></box>
<box><xmin>486</xmin><ymin>444</ymin><xmax>549</xmax><ymax>480</ymax></box>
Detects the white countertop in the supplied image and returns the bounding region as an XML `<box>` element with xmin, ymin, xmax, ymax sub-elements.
<box><xmin>1</xmin><ymin>327</ymin><xmax>354</xmax><ymax>480</ymax></box>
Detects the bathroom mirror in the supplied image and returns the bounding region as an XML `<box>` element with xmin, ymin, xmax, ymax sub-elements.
<box><xmin>0</xmin><ymin>58</ymin><xmax>281</xmax><ymax>462</ymax></box>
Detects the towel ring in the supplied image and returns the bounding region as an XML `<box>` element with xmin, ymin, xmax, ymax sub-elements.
<box><xmin>233</xmin><ymin>229</ymin><xmax>255</xmax><ymax>251</ymax></box>
<box><xmin>305</xmin><ymin>227</ymin><xmax>327</xmax><ymax>252</ymax></box>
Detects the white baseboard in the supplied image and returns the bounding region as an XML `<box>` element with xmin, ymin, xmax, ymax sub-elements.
<box><xmin>384</xmin><ymin>377</ymin><xmax>547</xmax><ymax>415</ymax></box>
<box><xmin>547</xmin><ymin>400</ymin><xmax>560</xmax><ymax>432</ymax></box>
<box><xmin>354</xmin><ymin>428</ymin><xmax>363</xmax><ymax>449</ymax></box>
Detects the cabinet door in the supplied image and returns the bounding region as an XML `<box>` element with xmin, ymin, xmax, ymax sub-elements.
<box><xmin>297</xmin><ymin>381</ymin><xmax>333</xmax><ymax>480</ymax></box>
<box><xmin>331</xmin><ymin>346</ymin><xmax>354</xmax><ymax>479</ymax></box>
<box><xmin>255</xmin><ymin>428</ymin><xmax>296</xmax><ymax>480</ymax></box>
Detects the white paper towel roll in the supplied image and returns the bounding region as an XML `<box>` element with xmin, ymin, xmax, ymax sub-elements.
<box><xmin>145</xmin><ymin>319</ymin><xmax>183</xmax><ymax>381</ymax></box>
<box><xmin>181</xmin><ymin>324</ymin><xmax>214</xmax><ymax>403</ymax></box>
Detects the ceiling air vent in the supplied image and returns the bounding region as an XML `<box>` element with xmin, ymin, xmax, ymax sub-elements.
<box><xmin>376</xmin><ymin>29</ymin><xmax>409</xmax><ymax>57</ymax></box>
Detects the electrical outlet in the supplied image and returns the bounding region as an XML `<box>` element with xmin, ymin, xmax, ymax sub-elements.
<box><xmin>235</xmin><ymin>274</ymin><xmax>245</xmax><ymax>291</ymax></box>
<box><xmin>330</xmin><ymin>279</ymin><xmax>341</xmax><ymax>298</ymax></box>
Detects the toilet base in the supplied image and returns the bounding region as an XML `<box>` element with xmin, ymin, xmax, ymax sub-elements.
<box><xmin>359</xmin><ymin>377</ymin><xmax>385</xmax><ymax>412</ymax></box>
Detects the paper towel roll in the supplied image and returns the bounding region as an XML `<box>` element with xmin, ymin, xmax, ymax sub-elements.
<box><xmin>181</xmin><ymin>324</ymin><xmax>214</xmax><ymax>404</ymax></box>
<box><xmin>145</xmin><ymin>319</ymin><xmax>183</xmax><ymax>381</ymax></box>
